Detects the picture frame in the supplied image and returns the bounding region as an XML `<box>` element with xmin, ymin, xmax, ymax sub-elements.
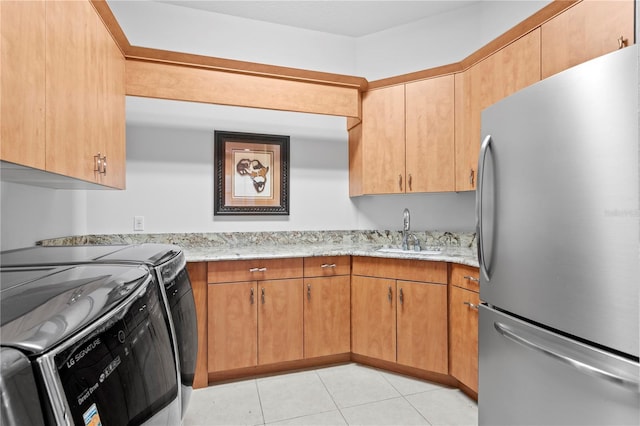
<box><xmin>214</xmin><ymin>130</ymin><xmax>290</xmax><ymax>215</ymax></box>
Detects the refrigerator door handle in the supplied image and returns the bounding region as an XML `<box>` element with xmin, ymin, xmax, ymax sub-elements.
<box><xmin>494</xmin><ymin>321</ymin><xmax>640</xmax><ymax>392</ymax></box>
<box><xmin>476</xmin><ymin>134</ymin><xmax>492</xmax><ymax>282</ymax></box>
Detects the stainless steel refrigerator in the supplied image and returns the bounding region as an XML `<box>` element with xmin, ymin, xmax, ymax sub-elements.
<box><xmin>477</xmin><ymin>45</ymin><xmax>639</xmax><ymax>425</ymax></box>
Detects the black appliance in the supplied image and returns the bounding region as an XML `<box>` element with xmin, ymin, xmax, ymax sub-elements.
<box><xmin>0</xmin><ymin>243</ymin><xmax>198</xmax><ymax>418</ymax></box>
<box><xmin>0</xmin><ymin>264</ymin><xmax>181</xmax><ymax>425</ymax></box>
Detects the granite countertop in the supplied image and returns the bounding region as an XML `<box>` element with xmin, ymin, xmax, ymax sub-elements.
<box><xmin>38</xmin><ymin>230</ymin><xmax>479</xmax><ymax>268</ymax></box>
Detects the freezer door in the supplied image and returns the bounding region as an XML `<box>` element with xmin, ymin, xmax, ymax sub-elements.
<box><xmin>479</xmin><ymin>305</ymin><xmax>640</xmax><ymax>426</ymax></box>
<box><xmin>477</xmin><ymin>46</ymin><xmax>639</xmax><ymax>357</ymax></box>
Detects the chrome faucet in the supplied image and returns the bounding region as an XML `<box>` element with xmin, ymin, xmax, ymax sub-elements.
<box><xmin>402</xmin><ymin>208</ymin><xmax>421</xmax><ymax>251</ymax></box>
<box><xmin>402</xmin><ymin>208</ymin><xmax>411</xmax><ymax>250</ymax></box>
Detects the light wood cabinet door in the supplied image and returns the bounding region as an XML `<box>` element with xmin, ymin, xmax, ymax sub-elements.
<box><xmin>94</xmin><ymin>7</ymin><xmax>125</xmax><ymax>189</ymax></box>
<box><xmin>455</xmin><ymin>29</ymin><xmax>541</xmax><ymax>191</ymax></box>
<box><xmin>405</xmin><ymin>75</ymin><xmax>455</xmax><ymax>193</ymax></box>
<box><xmin>449</xmin><ymin>286</ymin><xmax>479</xmax><ymax>393</ymax></box>
<box><xmin>45</xmin><ymin>0</ymin><xmax>100</xmax><ymax>183</ymax></box>
<box><xmin>360</xmin><ymin>85</ymin><xmax>406</xmax><ymax>194</ymax></box>
<box><xmin>0</xmin><ymin>0</ymin><xmax>46</xmax><ymax>169</ymax></box>
<box><xmin>541</xmin><ymin>0</ymin><xmax>635</xmax><ymax>79</ymax></box>
<box><xmin>351</xmin><ymin>275</ymin><xmax>396</xmax><ymax>362</ymax></box>
<box><xmin>208</xmin><ymin>282</ymin><xmax>258</xmax><ymax>372</ymax></box>
<box><xmin>304</xmin><ymin>276</ymin><xmax>351</xmax><ymax>358</ymax></box>
<box><xmin>397</xmin><ymin>281</ymin><xmax>448</xmax><ymax>374</ymax></box>
<box><xmin>43</xmin><ymin>0</ymin><xmax>125</xmax><ymax>188</ymax></box>
<box><xmin>258</xmin><ymin>279</ymin><xmax>303</xmax><ymax>365</ymax></box>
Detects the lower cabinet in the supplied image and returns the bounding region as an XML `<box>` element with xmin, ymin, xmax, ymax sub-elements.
<box><xmin>208</xmin><ymin>281</ymin><xmax>258</xmax><ymax>371</ymax></box>
<box><xmin>448</xmin><ymin>264</ymin><xmax>480</xmax><ymax>394</ymax></box>
<box><xmin>351</xmin><ymin>257</ymin><xmax>448</xmax><ymax>374</ymax></box>
<box><xmin>258</xmin><ymin>279</ymin><xmax>304</xmax><ymax>365</ymax></box>
<box><xmin>207</xmin><ymin>259</ymin><xmax>304</xmax><ymax>373</ymax></box>
<box><xmin>203</xmin><ymin>256</ymin><xmax>477</xmax><ymax>398</ymax></box>
<box><xmin>351</xmin><ymin>276</ymin><xmax>397</xmax><ymax>362</ymax></box>
<box><xmin>397</xmin><ymin>280</ymin><xmax>448</xmax><ymax>374</ymax></box>
<box><xmin>303</xmin><ymin>256</ymin><xmax>351</xmax><ymax>358</ymax></box>
<box><xmin>207</xmin><ymin>256</ymin><xmax>350</xmax><ymax>376</ymax></box>
<box><xmin>208</xmin><ymin>278</ymin><xmax>304</xmax><ymax>371</ymax></box>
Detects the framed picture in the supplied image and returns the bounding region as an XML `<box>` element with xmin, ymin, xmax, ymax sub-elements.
<box><xmin>214</xmin><ymin>130</ymin><xmax>290</xmax><ymax>215</ymax></box>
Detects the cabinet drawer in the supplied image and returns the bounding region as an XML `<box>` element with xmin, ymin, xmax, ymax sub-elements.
<box><xmin>303</xmin><ymin>256</ymin><xmax>350</xmax><ymax>277</ymax></box>
<box><xmin>449</xmin><ymin>264</ymin><xmax>480</xmax><ymax>292</ymax></box>
<box><xmin>208</xmin><ymin>258</ymin><xmax>303</xmax><ymax>283</ymax></box>
<box><xmin>352</xmin><ymin>256</ymin><xmax>447</xmax><ymax>284</ymax></box>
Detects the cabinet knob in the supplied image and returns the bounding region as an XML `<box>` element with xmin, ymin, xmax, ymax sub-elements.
<box><xmin>618</xmin><ymin>35</ymin><xmax>628</xmax><ymax>49</ymax></box>
<box><xmin>388</xmin><ymin>285</ymin><xmax>393</xmax><ymax>302</ymax></box>
<box><xmin>469</xmin><ymin>168</ymin><xmax>475</xmax><ymax>186</ymax></box>
<box><xmin>261</xmin><ymin>288</ymin><xmax>266</xmax><ymax>304</ymax></box>
<box><xmin>399</xmin><ymin>287</ymin><xmax>404</xmax><ymax>305</ymax></box>
<box><xmin>408</xmin><ymin>174</ymin><xmax>412</xmax><ymax>191</ymax></box>
<box><xmin>307</xmin><ymin>283</ymin><xmax>311</xmax><ymax>301</ymax></box>
<box><xmin>398</xmin><ymin>174</ymin><xmax>403</xmax><ymax>191</ymax></box>
<box><xmin>250</xmin><ymin>287</ymin><xmax>255</xmax><ymax>304</ymax></box>
<box><xmin>464</xmin><ymin>275</ymin><xmax>480</xmax><ymax>283</ymax></box>
<box><xmin>249</xmin><ymin>267</ymin><xmax>267</xmax><ymax>272</ymax></box>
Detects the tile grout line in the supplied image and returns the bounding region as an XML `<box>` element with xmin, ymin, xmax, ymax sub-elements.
<box><xmin>254</xmin><ymin>378</ymin><xmax>267</xmax><ymax>426</ymax></box>
<box><xmin>378</xmin><ymin>369</ymin><xmax>437</xmax><ymax>426</ymax></box>
<box><xmin>313</xmin><ymin>367</ymin><xmax>351</xmax><ymax>425</ymax></box>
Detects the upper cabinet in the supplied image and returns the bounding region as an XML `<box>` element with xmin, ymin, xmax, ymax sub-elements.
<box><xmin>352</xmin><ymin>85</ymin><xmax>406</xmax><ymax>195</ymax></box>
<box><xmin>455</xmin><ymin>29</ymin><xmax>541</xmax><ymax>192</ymax></box>
<box><xmin>1</xmin><ymin>0</ymin><xmax>125</xmax><ymax>189</ymax></box>
<box><xmin>349</xmin><ymin>75</ymin><xmax>455</xmax><ymax>196</ymax></box>
<box><xmin>541</xmin><ymin>0</ymin><xmax>635</xmax><ymax>79</ymax></box>
<box><xmin>353</xmin><ymin>0</ymin><xmax>635</xmax><ymax>195</ymax></box>
<box><xmin>1</xmin><ymin>1</ymin><xmax>46</xmax><ymax>170</ymax></box>
<box><xmin>405</xmin><ymin>75</ymin><xmax>455</xmax><ymax>193</ymax></box>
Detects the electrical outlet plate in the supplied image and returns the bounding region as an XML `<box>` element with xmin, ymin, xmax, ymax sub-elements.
<box><xmin>134</xmin><ymin>216</ymin><xmax>144</xmax><ymax>231</ymax></box>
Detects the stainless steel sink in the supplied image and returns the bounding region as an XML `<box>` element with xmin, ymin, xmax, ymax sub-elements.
<box><xmin>376</xmin><ymin>247</ymin><xmax>443</xmax><ymax>255</ymax></box>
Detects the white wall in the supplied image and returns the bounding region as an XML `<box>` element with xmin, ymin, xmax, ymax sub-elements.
<box><xmin>1</xmin><ymin>0</ymin><xmax>547</xmax><ymax>249</ymax></box>
<box><xmin>85</xmin><ymin>98</ymin><xmax>475</xmax><ymax>234</ymax></box>
<box><xmin>0</xmin><ymin>181</ymin><xmax>87</xmax><ymax>248</ymax></box>
<box><xmin>107</xmin><ymin>0</ymin><xmax>357</xmax><ymax>75</ymax></box>
<box><xmin>356</xmin><ymin>1</ymin><xmax>551</xmax><ymax>81</ymax></box>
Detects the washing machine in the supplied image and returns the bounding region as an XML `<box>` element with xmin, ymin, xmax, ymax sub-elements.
<box><xmin>1</xmin><ymin>243</ymin><xmax>198</xmax><ymax>419</ymax></box>
<box><xmin>0</xmin><ymin>264</ymin><xmax>181</xmax><ymax>425</ymax></box>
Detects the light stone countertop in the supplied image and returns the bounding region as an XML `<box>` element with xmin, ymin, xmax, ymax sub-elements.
<box><xmin>37</xmin><ymin>230</ymin><xmax>479</xmax><ymax>268</ymax></box>
<box><xmin>182</xmin><ymin>243</ymin><xmax>478</xmax><ymax>267</ymax></box>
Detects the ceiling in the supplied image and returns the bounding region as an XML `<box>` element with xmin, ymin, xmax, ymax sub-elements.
<box><xmin>156</xmin><ymin>0</ymin><xmax>481</xmax><ymax>37</ymax></box>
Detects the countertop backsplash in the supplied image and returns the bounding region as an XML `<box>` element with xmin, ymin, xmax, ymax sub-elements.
<box><xmin>37</xmin><ymin>230</ymin><xmax>476</xmax><ymax>249</ymax></box>
<box><xmin>37</xmin><ymin>230</ymin><xmax>478</xmax><ymax>267</ymax></box>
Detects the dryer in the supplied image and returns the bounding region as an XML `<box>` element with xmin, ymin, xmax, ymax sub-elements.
<box><xmin>1</xmin><ymin>243</ymin><xmax>198</xmax><ymax>418</ymax></box>
<box><xmin>0</xmin><ymin>264</ymin><xmax>181</xmax><ymax>425</ymax></box>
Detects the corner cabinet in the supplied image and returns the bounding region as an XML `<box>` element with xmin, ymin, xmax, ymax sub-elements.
<box><xmin>454</xmin><ymin>29</ymin><xmax>541</xmax><ymax>192</ymax></box>
<box><xmin>349</xmin><ymin>75</ymin><xmax>455</xmax><ymax>195</ymax></box>
<box><xmin>351</xmin><ymin>257</ymin><xmax>449</xmax><ymax>375</ymax></box>
<box><xmin>541</xmin><ymin>0</ymin><xmax>635</xmax><ymax>79</ymax></box>
<box><xmin>1</xmin><ymin>0</ymin><xmax>125</xmax><ymax>189</ymax></box>
<box><xmin>448</xmin><ymin>264</ymin><xmax>480</xmax><ymax>395</ymax></box>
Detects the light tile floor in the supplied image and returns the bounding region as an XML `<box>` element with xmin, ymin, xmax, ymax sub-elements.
<box><xmin>183</xmin><ymin>363</ymin><xmax>477</xmax><ymax>426</ymax></box>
